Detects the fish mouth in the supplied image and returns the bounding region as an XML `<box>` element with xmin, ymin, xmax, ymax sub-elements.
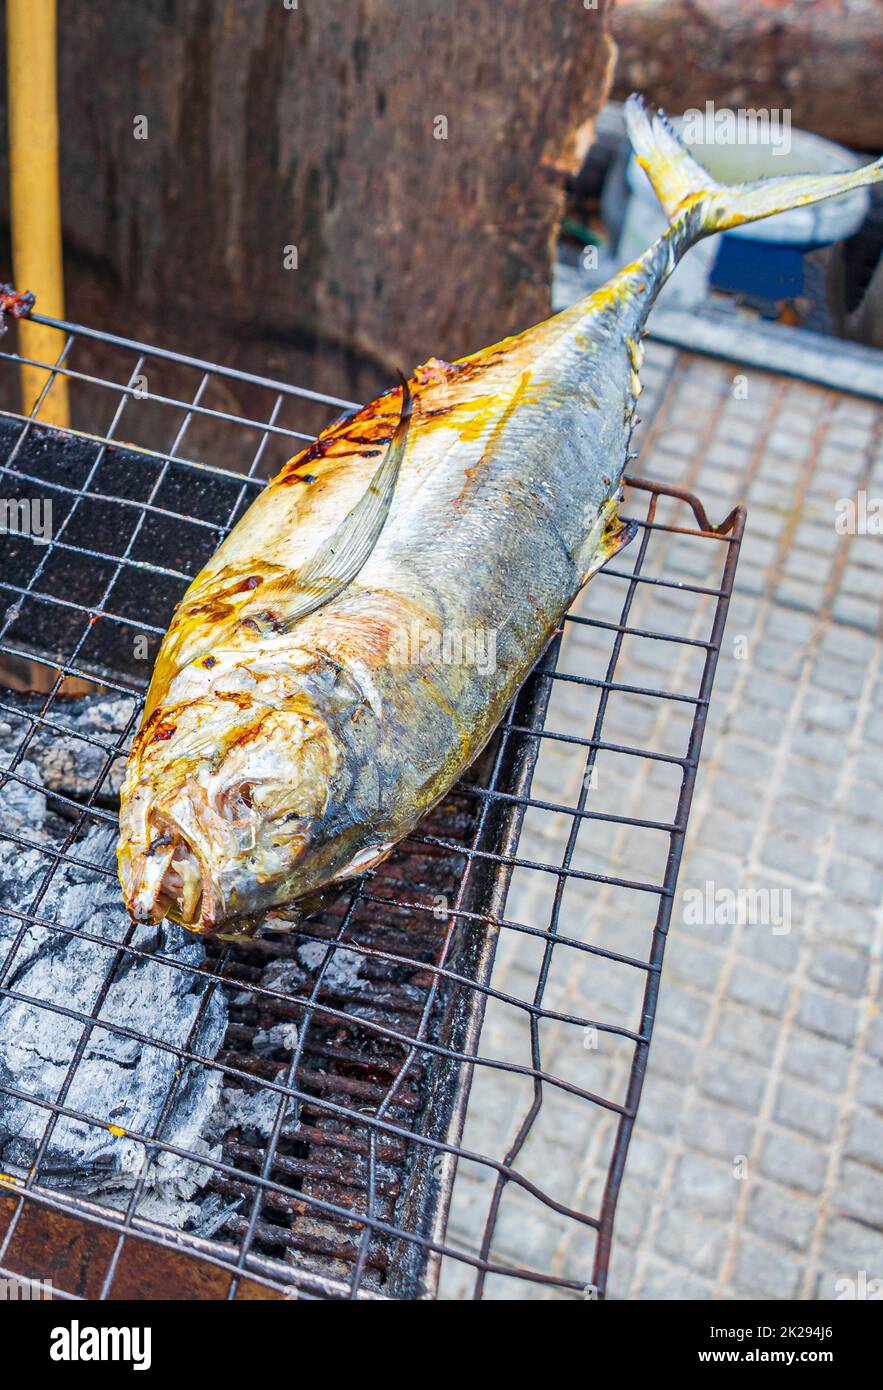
<box><xmin>123</xmin><ymin>824</ymin><xmax>215</xmax><ymax>930</ymax></box>
<box><xmin>120</xmin><ymin>799</ymin><xmax>313</xmax><ymax>934</ymax></box>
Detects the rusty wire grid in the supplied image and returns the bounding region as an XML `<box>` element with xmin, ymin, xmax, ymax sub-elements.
<box><xmin>0</xmin><ymin>312</ymin><xmax>744</xmax><ymax>1300</ymax></box>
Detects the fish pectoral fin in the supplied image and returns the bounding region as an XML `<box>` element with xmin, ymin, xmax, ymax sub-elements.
<box><xmin>277</xmin><ymin>374</ymin><xmax>413</xmax><ymax>629</ymax></box>
<box><xmin>577</xmin><ymin>496</ymin><xmax>638</xmax><ymax>588</ymax></box>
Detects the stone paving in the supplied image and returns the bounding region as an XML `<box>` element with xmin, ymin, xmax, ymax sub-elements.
<box><xmin>438</xmin><ymin>340</ymin><xmax>883</xmax><ymax>1300</ymax></box>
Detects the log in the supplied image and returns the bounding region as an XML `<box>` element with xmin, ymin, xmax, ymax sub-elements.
<box><xmin>0</xmin><ymin>0</ymin><xmax>615</xmax><ymax>429</ymax></box>
<box><xmin>611</xmin><ymin>0</ymin><xmax>883</xmax><ymax>153</ymax></box>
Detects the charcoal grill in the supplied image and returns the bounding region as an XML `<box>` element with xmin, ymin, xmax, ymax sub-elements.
<box><xmin>0</xmin><ymin>311</ymin><xmax>744</xmax><ymax>1300</ymax></box>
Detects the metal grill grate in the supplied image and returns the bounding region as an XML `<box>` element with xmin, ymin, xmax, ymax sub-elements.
<box><xmin>0</xmin><ymin>312</ymin><xmax>744</xmax><ymax>1300</ymax></box>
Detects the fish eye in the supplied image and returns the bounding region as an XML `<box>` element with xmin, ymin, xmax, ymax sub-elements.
<box><xmin>222</xmin><ymin>778</ymin><xmax>304</xmax><ymax>823</ymax></box>
<box><xmin>220</xmin><ymin>779</ymin><xmax>256</xmax><ymax>818</ymax></box>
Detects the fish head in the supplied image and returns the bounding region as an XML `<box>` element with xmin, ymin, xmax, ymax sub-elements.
<box><xmin>117</xmin><ymin>667</ymin><xmax>340</xmax><ymax>932</ymax></box>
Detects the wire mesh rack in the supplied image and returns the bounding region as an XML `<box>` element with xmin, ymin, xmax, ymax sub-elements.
<box><xmin>0</xmin><ymin>310</ymin><xmax>744</xmax><ymax>1300</ymax></box>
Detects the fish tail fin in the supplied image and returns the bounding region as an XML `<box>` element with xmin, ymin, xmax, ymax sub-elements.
<box><xmin>624</xmin><ymin>93</ymin><xmax>883</xmax><ymax>237</ymax></box>
<box><xmin>624</xmin><ymin>96</ymin><xmax>717</xmax><ymax>221</ymax></box>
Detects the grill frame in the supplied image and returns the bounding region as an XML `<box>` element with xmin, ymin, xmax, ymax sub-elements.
<box><xmin>0</xmin><ymin>311</ymin><xmax>744</xmax><ymax>1300</ymax></box>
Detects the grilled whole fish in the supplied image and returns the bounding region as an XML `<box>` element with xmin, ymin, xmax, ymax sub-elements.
<box><xmin>118</xmin><ymin>98</ymin><xmax>883</xmax><ymax>934</ymax></box>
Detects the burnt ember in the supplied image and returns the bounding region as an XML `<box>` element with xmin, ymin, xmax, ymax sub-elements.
<box><xmin>0</xmin><ymin>284</ymin><xmax>35</xmax><ymax>335</ymax></box>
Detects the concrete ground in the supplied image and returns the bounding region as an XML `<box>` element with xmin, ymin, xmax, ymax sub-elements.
<box><xmin>439</xmin><ymin>341</ymin><xmax>883</xmax><ymax>1300</ymax></box>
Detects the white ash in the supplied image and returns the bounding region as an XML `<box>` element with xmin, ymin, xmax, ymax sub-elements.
<box><xmin>190</xmin><ymin>1192</ymin><xmax>245</xmax><ymax>1239</ymax></box>
<box><xmin>252</xmin><ymin>1021</ymin><xmax>300</xmax><ymax>1057</ymax></box>
<box><xmin>230</xmin><ymin>957</ymin><xmax>309</xmax><ymax>1007</ymax></box>
<box><xmin>211</xmin><ymin>1085</ymin><xmax>299</xmax><ymax>1141</ymax></box>
<box><xmin>0</xmin><ymin>705</ymin><xmax>228</xmax><ymax>1205</ymax></box>
<box><xmin>297</xmin><ymin>941</ymin><xmax>368</xmax><ymax>991</ymax></box>
<box><xmin>233</xmin><ymin>944</ymin><xmax>368</xmax><ymax>1010</ymax></box>
<box><xmin>0</xmin><ymin>693</ymin><xmax>134</xmax><ymax>801</ymax></box>
<box><xmin>0</xmin><ymin>757</ymin><xmax>47</xmax><ymax>829</ymax></box>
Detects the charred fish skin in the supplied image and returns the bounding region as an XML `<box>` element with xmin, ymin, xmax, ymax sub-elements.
<box><xmin>118</xmin><ymin>97</ymin><xmax>883</xmax><ymax>934</ymax></box>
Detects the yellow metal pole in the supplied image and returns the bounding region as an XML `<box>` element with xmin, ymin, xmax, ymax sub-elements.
<box><xmin>6</xmin><ymin>0</ymin><xmax>69</xmax><ymax>426</ymax></box>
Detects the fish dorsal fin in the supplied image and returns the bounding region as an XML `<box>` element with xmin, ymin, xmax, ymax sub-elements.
<box><xmin>274</xmin><ymin>374</ymin><xmax>412</xmax><ymax>629</ymax></box>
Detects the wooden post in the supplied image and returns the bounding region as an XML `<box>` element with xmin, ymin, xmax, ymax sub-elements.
<box><xmin>6</xmin><ymin>0</ymin><xmax>69</xmax><ymax>425</ymax></box>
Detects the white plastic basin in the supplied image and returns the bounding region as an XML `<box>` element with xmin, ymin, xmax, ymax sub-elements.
<box><xmin>618</xmin><ymin>118</ymin><xmax>870</xmax><ymax>306</ymax></box>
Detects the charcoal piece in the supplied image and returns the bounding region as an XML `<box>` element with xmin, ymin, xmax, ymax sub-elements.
<box><xmin>0</xmin><ymin>692</ymin><xmax>134</xmax><ymax>802</ymax></box>
<box><xmin>0</xmin><ymin>801</ymin><xmax>228</xmax><ymax>1197</ymax></box>
<box><xmin>212</xmin><ymin>1085</ymin><xmax>299</xmax><ymax>1142</ymax></box>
